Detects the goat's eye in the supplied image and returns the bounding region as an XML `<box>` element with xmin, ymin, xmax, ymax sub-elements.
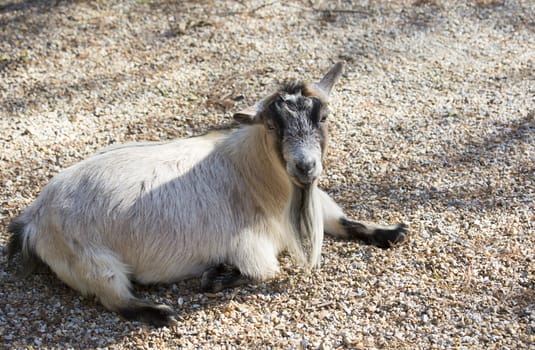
<box><xmin>320</xmin><ymin>114</ymin><xmax>328</xmax><ymax>122</ymax></box>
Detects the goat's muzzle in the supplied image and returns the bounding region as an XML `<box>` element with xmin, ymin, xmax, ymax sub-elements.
<box><xmin>288</xmin><ymin>158</ymin><xmax>322</xmax><ymax>188</ymax></box>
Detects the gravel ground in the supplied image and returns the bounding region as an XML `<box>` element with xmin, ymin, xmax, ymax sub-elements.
<box><xmin>1</xmin><ymin>0</ymin><xmax>533</xmax><ymax>348</ymax></box>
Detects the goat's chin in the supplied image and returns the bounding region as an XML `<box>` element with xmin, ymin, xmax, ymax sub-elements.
<box><xmin>289</xmin><ymin>176</ymin><xmax>317</xmax><ymax>189</ymax></box>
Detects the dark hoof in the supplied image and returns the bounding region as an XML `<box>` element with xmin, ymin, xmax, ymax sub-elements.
<box><xmin>370</xmin><ymin>223</ymin><xmax>408</xmax><ymax>249</ymax></box>
<box><xmin>119</xmin><ymin>302</ymin><xmax>177</xmax><ymax>327</ymax></box>
<box><xmin>201</xmin><ymin>264</ymin><xmax>251</xmax><ymax>293</ymax></box>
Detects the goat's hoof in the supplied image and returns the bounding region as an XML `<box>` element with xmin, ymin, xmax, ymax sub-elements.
<box><xmin>201</xmin><ymin>264</ymin><xmax>251</xmax><ymax>293</ymax></box>
<box><xmin>119</xmin><ymin>302</ymin><xmax>177</xmax><ymax>327</ymax></box>
<box><xmin>371</xmin><ymin>223</ymin><xmax>408</xmax><ymax>249</ymax></box>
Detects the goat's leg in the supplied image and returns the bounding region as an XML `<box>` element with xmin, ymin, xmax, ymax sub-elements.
<box><xmin>35</xmin><ymin>238</ymin><xmax>176</xmax><ymax>326</ymax></box>
<box><xmin>201</xmin><ymin>234</ymin><xmax>280</xmax><ymax>292</ymax></box>
<box><xmin>318</xmin><ymin>189</ymin><xmax>407</xmax><ymax>248</ymax></box>
<box><xmin>76</xmin><ymin>255</ymin><xmax>176</xmax><ymax>326</ymax></box>
<box><xmin>200</xmin><ymin>264</ymin><xmax>253</xmax><ymax>293</ymax></box>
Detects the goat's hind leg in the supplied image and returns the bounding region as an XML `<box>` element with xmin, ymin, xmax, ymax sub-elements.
<box><xmin>41</xmin><ymin>243</ymin><xmax>176</xmax><ymax>326</ymax></box>
<box><xmin>116</xmin><ymin>299</ymin><xmax>176</xmax><ymax>327</ymax></box>
<box><xmin>318</xmin><ymin>189</ymin><xmax>407</xmax><ymax>248</ymax></box>
<box><xmin>85</xmin><ymin>253</ymin><xmax>176</xmax><ymax>326</ymax></box>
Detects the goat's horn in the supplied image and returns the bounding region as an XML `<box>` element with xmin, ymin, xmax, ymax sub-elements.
<box><xmin>316</xmin><ymin>62</ymin><xmax>344</xmax><ymax>95</ymax></box>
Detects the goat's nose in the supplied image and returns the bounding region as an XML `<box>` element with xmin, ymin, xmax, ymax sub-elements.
<box><xmin>295</xmin><ymin>159</ymin><xmax>316</xmax><ymax>175</ymax></box>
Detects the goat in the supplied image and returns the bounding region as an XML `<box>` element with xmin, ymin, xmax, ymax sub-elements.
<box><xmin>5</xmin><ymin>62</ymin><xmax>407</xmax><ymax>326</ymax></box>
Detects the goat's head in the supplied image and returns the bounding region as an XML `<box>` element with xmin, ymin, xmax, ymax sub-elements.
<box><xmin>234</xmin><ymin>62</ymin><xmax>344</xmax><ymax>187</ymax></box>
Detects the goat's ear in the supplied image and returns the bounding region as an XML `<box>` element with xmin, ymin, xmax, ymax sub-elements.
<box><xmin>233</xmin><ymin>103</ymin><xmax>263</xmax><ymax>124</ymax></box>
<box><xmin>316</xmin><ymin>62</ymin><xmax>344</xmax><ymax>95</ymax></box>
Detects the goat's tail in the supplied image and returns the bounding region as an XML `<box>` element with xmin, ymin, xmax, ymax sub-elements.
<box><xmin>5</xmin><ymin>216</ymin><xmax>42</xmax><ymax>277</ymax></box>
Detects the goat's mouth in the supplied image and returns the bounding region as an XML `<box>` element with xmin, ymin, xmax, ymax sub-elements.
<box><xmin>287</xmin><ymin>165</ymin><xmax>322</xmax><ymax>189</ymax></box>
<box><xmin>285</xmin><ymin>156</ymin><xmax>322</xmax><ymax>188</ymax></box>
<box><xmin>289</xmin><ymin>174</ymin><xmax>317</xmax><ymax>189</ymax></box>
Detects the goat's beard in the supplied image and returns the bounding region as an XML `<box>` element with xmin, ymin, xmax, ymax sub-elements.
<box><xmin>289</xmin><ymin>183</ymin><xmax>323</xmax><ymax>268</ymax></box>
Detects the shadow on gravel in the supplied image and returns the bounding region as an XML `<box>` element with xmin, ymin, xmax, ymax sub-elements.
<box><xmin>329</xmin><ymin>1</ymin><xmax>533</xmax><ymax>64</ymax></box>
<box><xmin>0</xmin><ymin>0</ymin><xmax>86</xmax><ymax>33</ymax></box>
<box><xmin>452</xmin><ymin>112</ymin><xmax>533</xmax><ymax>167</ymax></box>
<box><xmin>330</xmin><ymin>112</ymin><xmax>533</xmax><ymax>215</ymax></box>
<box><xmin>0</xmin><ymin>0</ymin><xmax>73</xmax><ymax>13</ymax></box>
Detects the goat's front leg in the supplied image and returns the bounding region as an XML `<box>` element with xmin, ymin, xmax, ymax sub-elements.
<box><xmin>201</xmin><ymin>234</ymin><xmax>280</xmax><ymax>292</ymax></box>
<box><xmin>318</xmin><ymin>189</ymin><xmax>407</xmax><ymax>248</ymax></box>
<box><xmin>201</xmin><ymin>264</ymin><xmax>253</xmax><ymax>293</ymax></box>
